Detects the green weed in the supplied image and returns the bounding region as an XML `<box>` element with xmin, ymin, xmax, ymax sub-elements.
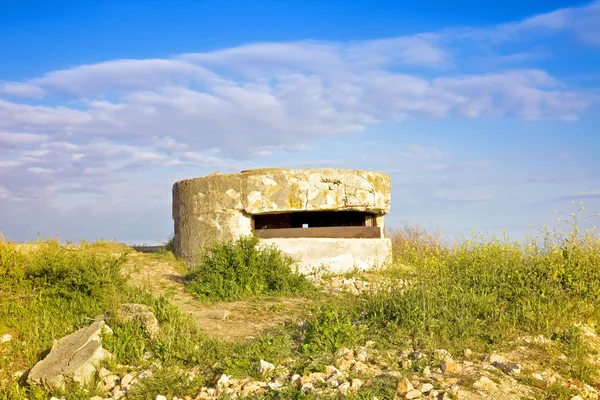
<box><xmin>186</xmin><ymin>235</ymin><xmax>315</xmax><ymax>301</ymax></box>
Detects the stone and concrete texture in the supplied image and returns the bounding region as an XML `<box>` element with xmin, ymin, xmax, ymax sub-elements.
<box><xmin>172</xmin><ymin>168</ymin><xmax>392</xmax><ymax>273</ymax></box>
<box><xmin>27</xmin><ymin>319</ymin><xmax>113</xmax><ymax>391</ymax></box>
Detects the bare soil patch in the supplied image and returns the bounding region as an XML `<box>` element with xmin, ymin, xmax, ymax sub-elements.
<box><xmin>122</xmin><ymin>250</ymin><xmax>311</xmax><ymax>341</ymax></box>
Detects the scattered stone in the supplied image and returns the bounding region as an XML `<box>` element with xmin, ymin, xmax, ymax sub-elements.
<box><xmin>326</xmin><ymin>374</ymin><xmax>343</xmax><ymax>388</ymax></box>
<box><xmin>463</xmin><ymin>348</ymin><xmax>473</xmax><ymax>358</ymax></box>
<box><xmin>420</xmin><ymin>383</ymin><xmax>434</xmax><ymax>393</ymax></box>
<box><xmin>307</xmin><ymin>372</ymin><xmax>327</xmax><ymax>383</ymax></box>
<box><xmin>257</xmin><ymin>359</ymin><xmax>275</xmax><ymax>376</ymax></box>
<box><xmin>337</xmin><ymin>381</ymin><xmax>351</xmax><ymax>393</ymax></box>
<box><xmin>473</xmin><ymin>376</ymin><xmax>497</xmax><ymax>391</ymax></box>
<box><xmin>422</xmin><ymin>366</ymin><xmax>431</xmax><ymax>377</ymax></box>
<box><xmin>493</xmin><ymin>361</ymin><xmax>521</xmax><ymax>375</ymax></box>
<box><xmin>326</xmin><ymin>365</ymin><xmax>342</xmax><ymax>377</ymax></box>
<box><xmin>396</xmin><ymin>377</ymin><xmax>415</xmax><ymax>396</ymax></box>
<box><xmin>351</xmin><ymin>378</ymin><xmax>363</xmax><ymax>389</ymax></box>
<box><xmin>405</xmin><ymin>388</ymin><xmax>422</xmax><ymax>399</ymax></box>
<box><xmin>356</xmin><ymin>348</ymin><xmax>369</xmax><ymax>362</ymax></box>
<box><xmin>115</xmin><ymin>303</ymin><xmax>160</xmax><ymax>339</ymax></box>
<box><xmin>121</xmin><ymin>372</ymin><xmax>135</xmax><ymax>387</ymax></box>
<box><xmin>351</xmin><ymin>361</ymin><xmax>370</xmax><ymax>374</ymax></box>
<box><xmin>440</xmin><ymin>360</ymin><xmax>462</xmax><ymax>374</ymax></box>
<box><xmin>337</xmin><ymin>358</ymin><xmax>355</xmax><ymax>371</ymax></box>
<box><xmin>487</xmin><ymin>354</ymin><xmax>507</xmax><ymax>364</ymax></box>
<box><xmin>337</xmin><ymin>348</ymin><xmax>354</xmax><ymax>360</ymax></box>
<box><xmin>156</xmin><ymin>396</ymin><xmax>167</xmax><ymax>400</ymax></box>
<box><xmin>531</xmin><ymin>373</ymin><xmax>544</xmax><ymax>381</ymax></box>
<box><xmin>216</xmin><ymin>374</ymin><xmax>229</xmax><ymax>388</ymax></box>
<box><xmin>1</xmin><ymin>333</ymin><xmax>12</xmax><ymax>343</ymax></box>
<box><xmin>434</xmin><ymin>349</ymin><xmax>453</xmax><ymax>362</ymax></box>
<box><xmin>290</xmin><ymin>374</ymin><xmax>302</xmax><ymax>387</ymax></box>
<box><xmin>27</xmin><ymin>320</ymin><xmax>112</xmax><ymax>391</ymax></box>
<box><xmin>301</xmin><ymin>382</ymin><xmax>315</xmax><ymax>393</ymax></box>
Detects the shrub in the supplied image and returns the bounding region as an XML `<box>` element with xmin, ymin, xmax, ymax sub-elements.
<box><xmin>185</xmin><ymin>235</ymin><xmax>314</xmax><ymax>301</ymax></box>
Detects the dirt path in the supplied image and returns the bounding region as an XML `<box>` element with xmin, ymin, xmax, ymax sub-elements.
<box><xmin>123</xmin><ymin>251</ymin><xmax>310</xmax><ymax>341</ymax></box>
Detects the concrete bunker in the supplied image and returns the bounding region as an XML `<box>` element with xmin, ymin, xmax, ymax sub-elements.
<box><xmin>172</xmin><ymin>168</ymin><xmax>392</xmax><ymax>274</ymax></box>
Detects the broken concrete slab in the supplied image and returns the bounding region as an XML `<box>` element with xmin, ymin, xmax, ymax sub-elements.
<box><xmin>27</xmin><ymin>320</ymin><xmax>112</xmax><ymax>391</ymax></box>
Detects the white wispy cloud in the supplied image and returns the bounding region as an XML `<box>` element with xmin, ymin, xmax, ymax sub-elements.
<box><xmin>0</xmin><ymin>1</ymin><xmax>598</xmax><ymax>241</ymax></box>
<box><xmin>435</xmin><ymin>189</ymin><xmax>495</xmax><ymax>202</ymax></box>
<box><xmin>425</xmin><ymin>161</ymin><xmax>490</xmax><ymax>172</ymax></box>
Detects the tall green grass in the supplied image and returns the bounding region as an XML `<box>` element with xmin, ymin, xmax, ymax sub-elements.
<box><xmin>298</xmin><ymin>201</ymin><xmax>600</xmax><ymax>387</ymax></box>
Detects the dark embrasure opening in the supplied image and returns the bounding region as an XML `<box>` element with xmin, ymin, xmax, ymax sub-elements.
<box><xmin>252</xmin><ymin>211</ymin><xmax>381</xmax><ymax>239</ymax></box>
<box><xmin>253</xmin><ymin>210</ymin><xmax>373</xmax><ymax>229</ymax></box>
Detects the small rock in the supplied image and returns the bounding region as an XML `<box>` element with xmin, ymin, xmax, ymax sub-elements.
<box><xmin>121</xmin><ymin>373</ymin><xmax>134</xmax><ymax>387</ymax></box>
<box><xmin>440</xmin><ymin>360</ymin><xmax>462</xmax><ymax>374</ymax></box>
<box><xmin>257</xmin><ymin>360</ymin><xmax>275</xmax><ymax>376</ymax></box>
<box><xmin>307</xmin><ymin>372</ymin><xmax>327</xmax><ymax>383</ymax></box>
<box><xmin>242</xmin><ymin>383</ymin><xmax>263</xmax><ymax>394</ymax></box>
<box><xmin>337</xmin><ymin>381</ymin><xmax>351</xmax><ymax>393</ymax></box>
<box><xmin>405</xmin><ymin>388</ymin><xmax>422</xmax><ymax>399</ymax></box>
<box><xmin>216</xmin><ymin>374</ymin><xmax>229</xmax><ymax>387</ymax></box>
<box><xmin>337</xmin><ymin>358</ymin><xmax>355</xmax><ymax>371</ymax></box>
<box><xmin>571</xmin><ymin>396</ymin><xmax>584</xmax><ymax>400</ymax></box>
<box><xmin>422</xmin><ymin>366</ymin><xmax>431</xmax><ymax>377</ymax></box>
<box><xmin>487</xmin><ymin>354</ymin><xmax>507</xmax><ymax>364</ymax></box>
<box><xmin>290</xmin><ymin>374</ymin><xmax>302</xmax><ymax>387</ymax></box>
<box><xmin>138</xmin><ymin>369</ymin><xmax>153</xmax><ymax>380</ymax></box>
<box><xmin>356</xmin><ymin>348</ymin><xmax>368</xmax><ymax>362</ymax></box>
<box><xmin>463</xmin><ymin>360</ymin><xmax>473</xmax><ymax>366</ymax></box>
<box><xmin>531</xmin><ymin>373</ymin><xmax>544</xmax><ymax>381</ymax></box>
<box><xmin>463</xmin><ymin>348</ymin><xmax>473</xmax><ymax>358</ymax></box>
<box><xmin>351</xmin><ymin>378</ymin><xmax>363</xmax><ymax>389</ymax></box>
<box><xmin>301</xmin><ymin>382</ymin><xmax>314</xmax><ymax>393</ymax></box>
<box><xmin>473</xmin><ymin>376</ymin><xmax>497</xmax><ymax>391</ymax></box>
<box><xmin>90</xmin><ymin>396</ymin><xmax>103</xmax><ymax>400</ymax></box>
<box><xmin>420</xmin><ymin>383</ymin><xmax>434</xmax><ymax>393</ymax></box>
<box><xmin>396</xmin><ymin>377</ymin><xmax>415</xmax><ymax>396</ymax></box>
<box><xmin>101</xmin><ymin>374</ymin><xmax>119</xmax><ymax>390</ymax></box>
<box><xmin>326</xmin><ymin>365</ymin><xmax>342</xmax><ymax>377</ymax></box>
<box><xmin>351</xmin><ymin>361</ymin><xmax>370</xmax><ymax>374</ymax></box>
<box><xmin>1</xmin><ymin>334</ymin><xmax>12</xmax><ymax>343</ymax></box>
<box><xmin>98</xmin><ymin>367</ymin><xmax>111</xmax><ymax>379</ymax></box>
<box><xmin>156</xmin><ymin>396</ymin><xmax>167</xmax><ymax>400</ymax></box>
<box><xmin>326</xmin><ymin>374</ymin><xmax>343</xmax><ymax>388</ymax></box>
<box><xmin>434</xmin><ymin>349</ymin><xmax>453</xmax><ymax>362</ymax></box>
<box><xmin>493</xmin><ymin>361</ymin><xmax>521</xmax><ymax>375</ymax></box>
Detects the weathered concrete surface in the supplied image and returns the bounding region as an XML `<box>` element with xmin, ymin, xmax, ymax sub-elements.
<box><xmin>260</xmin><ymin>238</ymin><xmax>392</xmax><ymax>275</ymax></box>
<box><xmin>27</xmin><ymin>320</ymin><xmax>112</xmax><ymax>391</ymax></box>
<box><xmin>173</xmin><ymin>168</ymin><xmax>391</xmax><ymax>265</ymax></box>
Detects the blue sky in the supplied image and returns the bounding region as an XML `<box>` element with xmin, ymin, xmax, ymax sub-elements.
<box><xmin>1</xmin><ymin>0</ymin><xmax>599</xmax><ymax>244</ymax></box>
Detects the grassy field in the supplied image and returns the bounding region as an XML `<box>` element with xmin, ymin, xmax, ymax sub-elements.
<box><xmin>1</xmin><ymin>200</ymin><xmax>599</xmax><ymax>399</ymax></box>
